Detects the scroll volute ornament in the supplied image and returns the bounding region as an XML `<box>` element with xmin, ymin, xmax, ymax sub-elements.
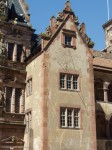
<box><xmin>0</xmin><ymin>0</ymin><xmax>8</xmax><ymax>21</ymax></box>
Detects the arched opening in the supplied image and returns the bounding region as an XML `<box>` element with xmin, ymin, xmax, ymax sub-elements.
<box><xmin>108</xmin><ymin>83</ymin><xmax>112</xmax><ymax>102</ymax></box>
<box><xmin>96</xmin><ymin>114</ymin><xmax>106</xmax><ymax>139</ymax></box>
<box><xmin>94</xmin><ymin>79</ymin><xmax>104</xmax><ymax>101</ymax></box>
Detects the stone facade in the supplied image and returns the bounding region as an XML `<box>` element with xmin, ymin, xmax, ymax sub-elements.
<box><xmin>0</xmin><ymin>1</ymin><xmax>112</xmax><ymax>150</ymax></box>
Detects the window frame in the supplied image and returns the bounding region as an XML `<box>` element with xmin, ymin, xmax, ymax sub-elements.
<box><xmin>60</xmin><ymin>73</ymin><xmax>79</xmax><ymax>91</ymax></box>
<box><xmin>62</xmin><ymin>29</ymin><xmax>76</xmax><ymax>49</ymax></box>
<box><xmin>60</xmin><ymin>107</ymin><xmax>80</xmax><ymax>129</ymax></box>
<box><xmin>27</xmin><ymin>78</ymin><xmax>32</xmax><ymax>96</ymax></box>
<box><xmin>7</xmin><ymin>43</ymin><xmax>23</xmax><ymax>62</ymax></box>
<box><xmin>25</xmin><ymin>111</ymin><xmax>32</xmax><ymax>133</ymax></box>
<box><xmin>65</xmin><ymin>35</ymin><xmax>72</xmax><ymax>46</ymax></box>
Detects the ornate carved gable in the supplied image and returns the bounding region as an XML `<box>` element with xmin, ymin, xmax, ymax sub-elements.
<box><xmin>79</xmin><ymin>23</ymin><xmax>94</xmax><ymax>48</ymax></box>
<box><xmin>0</xmin><ymin>136</ymin><xmax>24</xmax><ymax>145</ymax></box>
<box><xmin>40</xmin><ymin>1</ymin><xmax>94</xmax><ymax>51</ymax></box>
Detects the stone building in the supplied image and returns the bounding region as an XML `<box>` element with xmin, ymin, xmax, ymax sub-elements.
<box><xmin>0</xmin><ymin>0</ymin><xmax>111</xmax><ymax>150</ymax></box>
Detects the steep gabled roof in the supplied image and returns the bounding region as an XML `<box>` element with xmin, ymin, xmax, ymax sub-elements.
<box><xmin>8</xmin><ymin>0</ymin><xmax>25</xmax><ymax>16</ymax></box>
<box><xmin>8</xmin><ymin>0</ymin><xmax>31</xmax><ymax>27</ymax></box>
<box><xmin>31</xmin><ymin>34</ymin><xmax>41</xmax><ymax>52</ymax></box>
<box><xmin>40</xmin><ymin>1</ymin><xmax>94</xmax><ymax>51</ymax></box>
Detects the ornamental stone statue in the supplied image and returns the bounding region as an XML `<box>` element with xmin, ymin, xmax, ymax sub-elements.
<box><xmin>0</xmin><ymin>31</ymin><xmax>7</xmax><ymax>57</ymax></box>
<box><xmin>0</xmin><ymin>87</ymin><xmax>6</xmax><ymax>111</ymax></box>
<box><xmin>0</xmin><ymin>0</ymin><xmax>8</xmax><ymax>21</ymax></box>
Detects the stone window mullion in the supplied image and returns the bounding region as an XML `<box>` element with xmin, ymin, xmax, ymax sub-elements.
<box><xmin>11</xmin><ymin>88</ymin><xmax>15</xmax><ymax>113</ymax></box>
<box><xmin>13</xmin><ymin>44</ymin><xmax>17</xmax><ymax>61</ymax></box>
<box><xmin>21</xmin><ymin>46</ymin><xmax>25</xmax><ymax>62</ymax></box>
<box><xmin>72</xmin><ymin>109</ymin><xmax>74</xmax><ymax>128</ymax></box>
<box><xmin>65</xmin><ymin>108</ymin><xmax>67</xmax><ymax>127</ymax></box>
<box><xmin>20</xmin><ymin>89</ymin><xmax>25</xmax><ymax>113</ymax></box>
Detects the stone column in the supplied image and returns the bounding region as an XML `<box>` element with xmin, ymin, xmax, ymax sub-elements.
<box><xmin>21</xmin><ymin>46</ymin><xmax>25</xmax><ymax>62</ymax></box>
<box><xmin>11</xmin><ymin>88</ymin><xmax>15</xmax><ymax>113</ymax></box>
<box><xmin>4</xmin><ymin>87</ymin><xmax>6</xmax><ymax>111</ymax></box>
<box><xmin>13</xmin><ymin>44</ymin><xmax>17</xmax><ymax>61</ymax></box>
<box><xmin>20</xmin><ymin>89</ymin><xmax>25</xmax><ymax>113</ymax></box>
<box><xmin>103</xmin><ymin>82</ymin><xmax>110</xmax><ymax>102</ymax></box>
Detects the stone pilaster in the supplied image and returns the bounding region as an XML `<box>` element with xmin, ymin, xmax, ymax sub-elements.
<box><xmin>20</xmin><ymin>89</ymin><xmax>25</xmax><ymax>113</ymax></box>
<box><xmin>11</xmin><ymin>88</ymin><xmax>15</xmax><ymax>113</ymax></box>
<box><xmin>13</xmin><ymin>44</ymin><xmax>17</xmax><ymax>61</ymax></box>
<box><xmin>4</xmin><ymin>86</ymin><xmax>6</xmax><ymax>111</ymax></box>
<box><xmin>21</xmin><ymin>46</ymin><xmax>25</xmax><ymax>62</ymax></box>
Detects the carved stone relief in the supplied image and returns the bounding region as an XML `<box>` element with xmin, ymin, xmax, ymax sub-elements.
<box><xmin>0</xmin><ymin>0</ymin><xmax>7</xmax><ymax>14</ymax></box>
<box><xmin>0</xmin><ymin>31</ymin><xmax>7</xmax><ymax>57</ymax></box>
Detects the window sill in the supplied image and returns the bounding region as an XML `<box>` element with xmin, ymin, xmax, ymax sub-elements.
<box><xmin>62</xmin><ymin>44</ymin><xmax>76</xmax><ymax>49</ymax></box>
<box><xmin>60</xmin><ymin>127</ymin><xmax>82</xmax><ymax>130</ymax></box>
<box><xmin>60</xmin><ymin>88</ymin><xmax>80</xmax><ymax>92</ymax></box>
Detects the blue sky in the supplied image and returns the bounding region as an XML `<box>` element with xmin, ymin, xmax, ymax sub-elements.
<box><xmin>26</xmin><ymin>0</ymin><xmax>112</xmax><ymax>50</ymax></box>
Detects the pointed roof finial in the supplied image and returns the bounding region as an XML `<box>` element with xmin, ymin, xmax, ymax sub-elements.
<box><xmin>65</xmin><ymin>1</ymin><xmax>72</xmax><ymax>11</ymax></box>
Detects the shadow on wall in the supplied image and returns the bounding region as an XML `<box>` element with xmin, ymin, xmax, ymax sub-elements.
<box><xmin>96</xmin><ymin>105</ymin><xmax>106</xmax><ymax>139</ymax></box>
<box><xmin>29</xmin><ymin>128</ymin><xmax>33</xmax><ymax>150</ymax></box>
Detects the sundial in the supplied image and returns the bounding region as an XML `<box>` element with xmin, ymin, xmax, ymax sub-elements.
<box><xmin>53</xmin><ymin>48</ymin><xmax>76</xmax><ymax>72</ymax></box>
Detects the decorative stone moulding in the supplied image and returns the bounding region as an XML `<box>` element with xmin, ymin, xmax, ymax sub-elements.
<box><xmin>40</xmin><ymin>32</ymin><xmax>51</xmax><ymax>40</ymax></box>
<box><xmin>0</xmin><ymin>31</ymin><xmax>7</xmax><ymax>61</ymax></box>
<box><xmin>74</xmin><ymin>16</ymin><xmax>79</xmax><ymax>25</ymax></box>
<box><xmin>40</xmin><ymin>26</ymin><xmax>52</xmax><ymax>40</ymax></box>
<box><xmin>57</xmin><ymin>12</ymin><xmax>64</xmax><ymax>22</ymax></box>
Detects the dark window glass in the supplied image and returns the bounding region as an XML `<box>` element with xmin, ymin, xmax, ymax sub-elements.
<box><xmin>65</xmin><ymin>36</ymin><xmax>72</xmax><ymax>45</ymax></box>
<box><xmin>15</xmin><ymin>88</ymin><xmax>21</xmax><ymax>113</ymax></box>
<box><xmin>8</xmin><ymin>43</ymin><xmax>14</xmax><ymax>60</ymax></box>
<box><xmin>6</xmin><ymin>87</ymin><xmax>12</xmax><ymax>112</ymax></box>
<box><xmin>17</xmin><ymin>45</ymin><xmax>23</xmax><ymax>62</ymax></box>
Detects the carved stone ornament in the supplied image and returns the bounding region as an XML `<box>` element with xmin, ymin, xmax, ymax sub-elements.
<box><xmin>0</xmin><ymin>0</ymin><xmax>8</xmax><ymax>20</ymax></box>
<box><xmin>0</xmin><ymin>87</ymin><xmax>6</xmax><ymax>111</ymax></box>
<box><xmin>64</xmin><ymin>1</ymin><xmax>72</xmax><ymax>12</ymax></box>
<box><xmin>40</xmin><ymin>26</ymin><xmax>52</xmax><ymax>39</ymax></box>
<box><xmin>74</xmin><ymin>16</ymin><xmax>79</xmax><ymax>25</ymax></box>
<box><xmin>0</xmin><ymin>136</ymin><xmax>24</xmax><ymax>144</ymax></box>
<box><xmin>57</xmin><ymin>12</ymin><xmax>64</xmax><ymax>21</ymax></box>
<box><xmin>0</xmin><ymin>31</ymin><xmax>7</xmax><ymax>57</ymax></box>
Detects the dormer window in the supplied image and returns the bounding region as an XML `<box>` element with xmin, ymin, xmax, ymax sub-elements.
<box><xmin>62</xmin><ymin>29</ymin><xmax>76</xmax><ymax>49</ymax></box>
<box><xmin>65</xmin><ymin>36</ymin><xmax>72</xmax><ymax>46</ymax></box>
